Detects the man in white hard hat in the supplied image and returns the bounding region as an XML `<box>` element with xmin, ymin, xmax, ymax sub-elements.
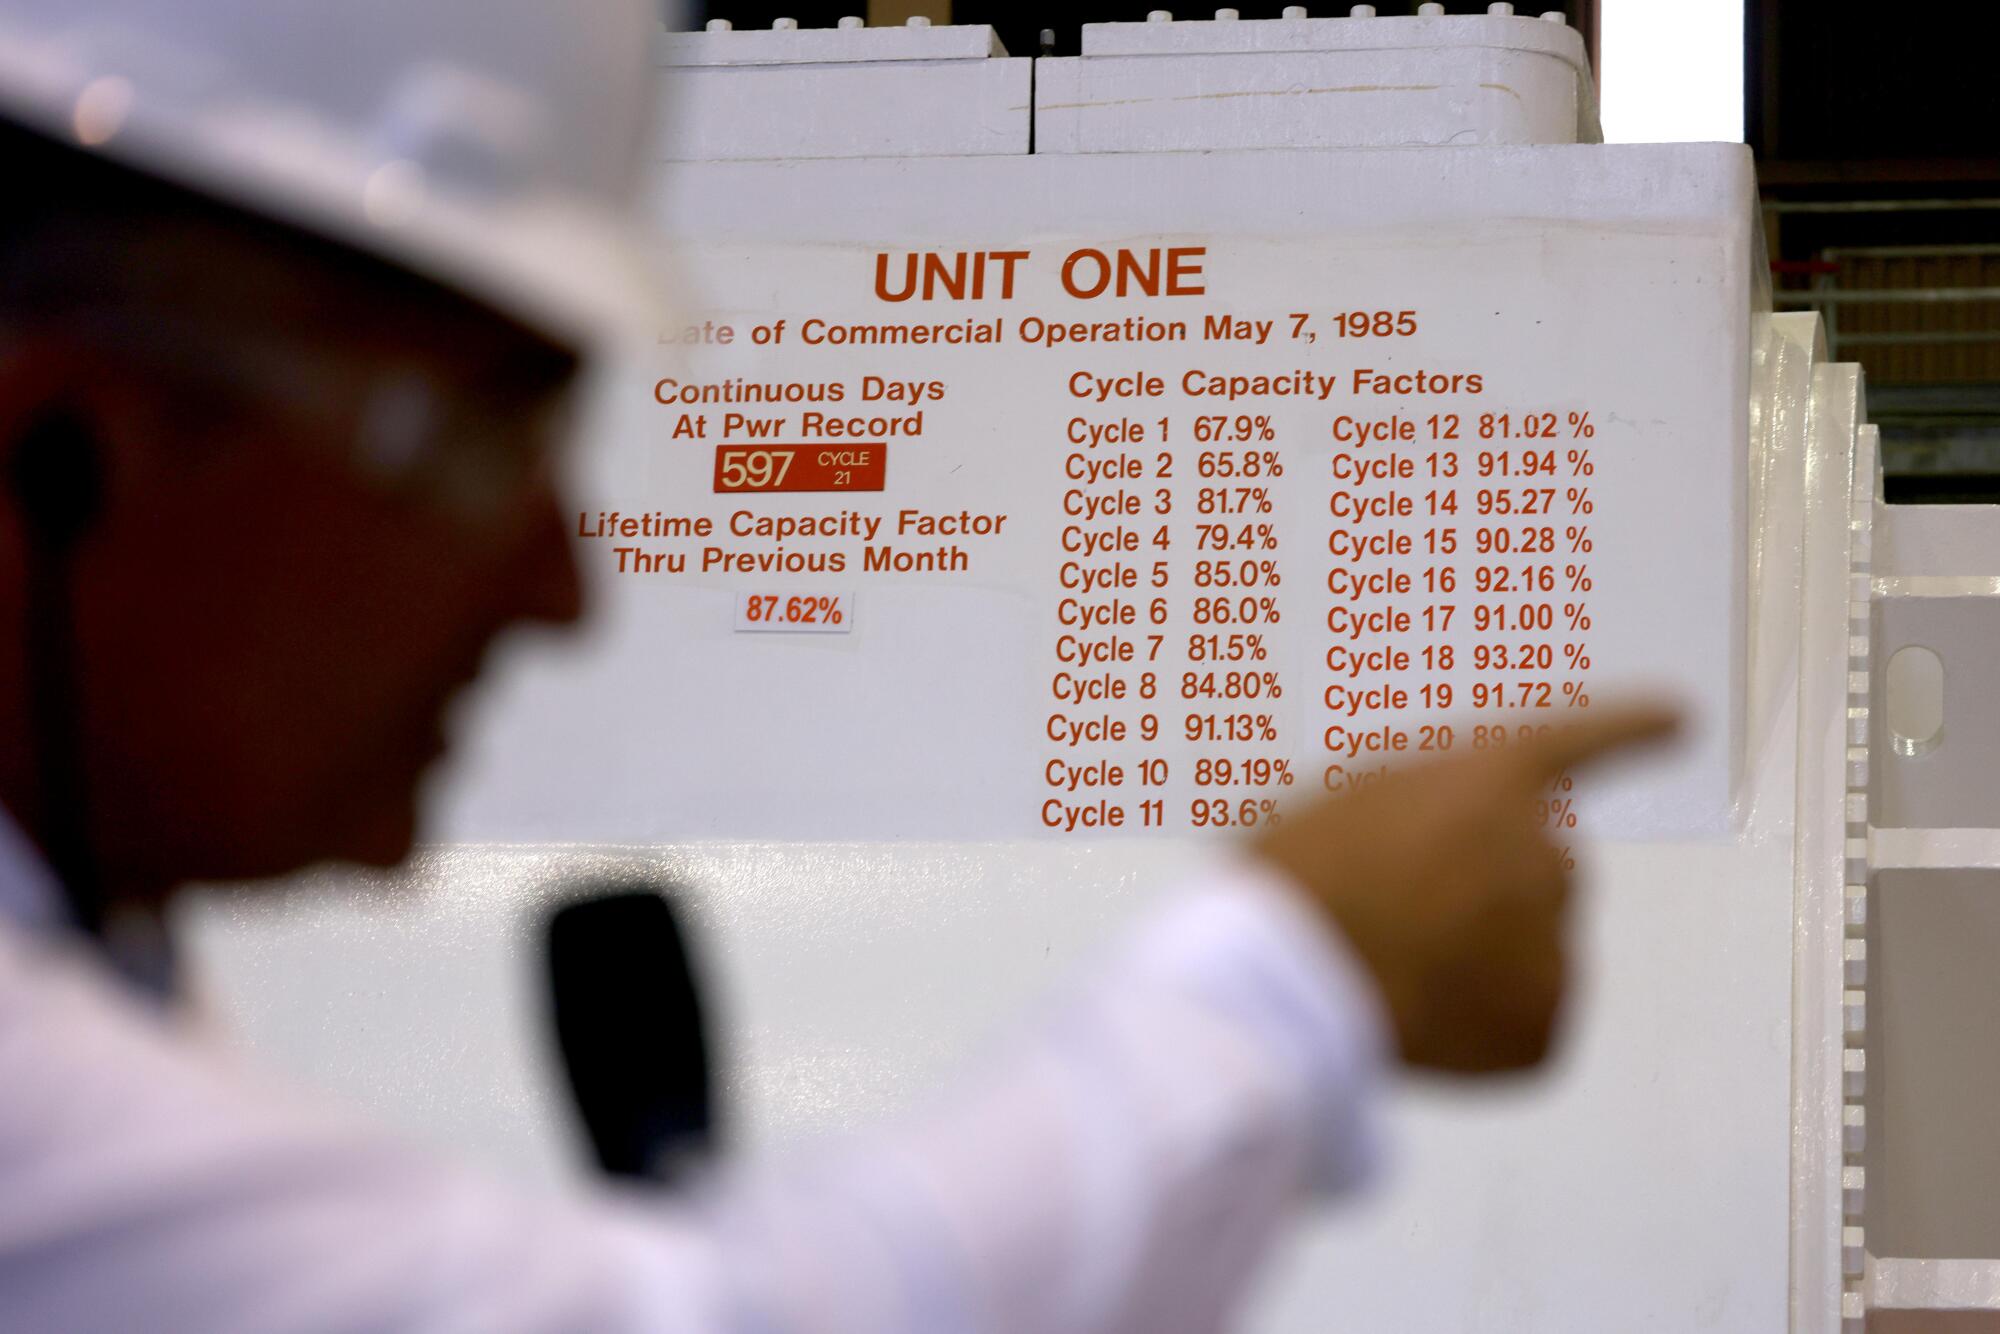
<box><xmin>0</xmin><ymin>1</ymin><xmax>1675</xmax><ymax>1329</ymax></box>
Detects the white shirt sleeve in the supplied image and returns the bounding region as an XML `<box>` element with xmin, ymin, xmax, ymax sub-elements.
<box><xmin>0</xmin><ymin>862</ymin><xmax>1387</xmax><ymax>1334</ymax></box>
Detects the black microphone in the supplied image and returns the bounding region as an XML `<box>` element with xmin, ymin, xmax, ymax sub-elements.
<box><xmin>544</xmin><ymin>887</ymin><xmax>716</xmax><ymax>1182</ymax></box>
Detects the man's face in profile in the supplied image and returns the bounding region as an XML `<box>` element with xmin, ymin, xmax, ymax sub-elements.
<box><xmin>1</xmin><ymin>217</ymin><xmax>584</xmax><ymax>893</ymax></box>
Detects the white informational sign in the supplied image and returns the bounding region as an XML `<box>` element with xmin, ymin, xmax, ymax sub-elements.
<box><xmin>530</xmin><ymin>226</ymin><xmax>1741</xmax><ymax>844</ymax></box>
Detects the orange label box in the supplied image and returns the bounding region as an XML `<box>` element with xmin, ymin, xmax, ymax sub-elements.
<box><xmin>713</xmin><ymin>443</ymin><xmax>887</xmax><ymax>494</ymax></box>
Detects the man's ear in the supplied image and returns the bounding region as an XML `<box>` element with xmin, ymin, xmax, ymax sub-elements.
<box><xmin>7</xmin><ymin>403</ymin><xmax>103</xmax><ymax>553</ymax></box>
<box><xmin>0</xmin><ymin>338</ymin><xmax>174</xmax><ymax>530</ymax></box>
<box><xmin>0</xmin><ymin>346</ymin><xmax>99</xmax><ymax>602</ymax></box>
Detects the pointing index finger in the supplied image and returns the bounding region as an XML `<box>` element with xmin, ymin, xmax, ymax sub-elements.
<box><xmin>1520</xmin><ymin>702</ymin><xmax>1682</xmax><ymax>780</ymax></box>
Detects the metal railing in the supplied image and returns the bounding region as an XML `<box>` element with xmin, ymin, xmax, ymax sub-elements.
<box><xmin>1764</xmin><ymin>200</ymin><xmax>2000</xmax><ymax>367</ymax></box>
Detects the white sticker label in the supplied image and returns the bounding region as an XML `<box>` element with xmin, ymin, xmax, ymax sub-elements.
<box><xmin>734</xmin><ymin>590</ymin><xmax>855</xmax><ymax>634</ymax></box>
<box><xmin>555</xmin><ymin>229</ymin><xmax>1741</xmax><ymax>842</ymax></box>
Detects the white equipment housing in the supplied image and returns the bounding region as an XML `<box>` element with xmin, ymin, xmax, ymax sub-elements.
<box><xmin>180</xmin><ymin>12</ymin><xmax>1996</xmax><ymax>1332</ymax></box>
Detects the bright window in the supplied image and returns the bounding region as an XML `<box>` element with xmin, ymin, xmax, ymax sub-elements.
<box><xmin>1597</xmin><ymin>0</ymin><xmax>1746</xmax><ymax>143</ymax></box>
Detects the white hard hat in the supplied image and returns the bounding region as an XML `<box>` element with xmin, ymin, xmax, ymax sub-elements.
<box><xmin>0</xmin><ymin>0</ymin><xmax>672</xmax><ymax>350</ymax></box>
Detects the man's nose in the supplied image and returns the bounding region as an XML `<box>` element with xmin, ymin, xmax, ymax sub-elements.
<box><xmin>508</xmin><ymin>486</ymin><xmax>585</xmax><ymax>628</ymax></box>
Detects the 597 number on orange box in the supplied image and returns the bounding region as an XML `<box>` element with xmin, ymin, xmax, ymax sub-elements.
<box><xmin>713</xmin><ymin>444</ymin><xmax>887</xmax><ymax>494</ymax></box>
